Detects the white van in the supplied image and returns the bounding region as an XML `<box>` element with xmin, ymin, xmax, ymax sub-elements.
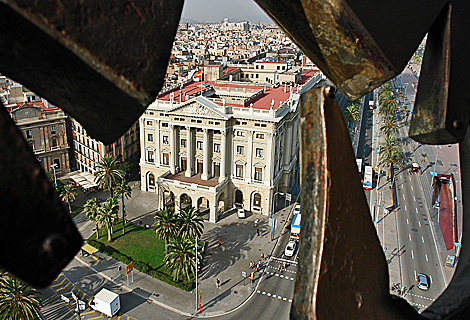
<box><xmin>237</xmin><ymin>208</ymin><xmax>246</xmax><ymax>218</ymax></box>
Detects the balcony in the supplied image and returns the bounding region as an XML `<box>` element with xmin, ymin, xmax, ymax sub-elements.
<box><xmin>161</xmin><ymin>172</ymin><xmax>223</xmax><ymax>193</ymax></box>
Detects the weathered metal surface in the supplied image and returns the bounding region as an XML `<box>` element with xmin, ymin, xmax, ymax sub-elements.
<box><xmin>254</xmin><ymin>0</ymin><xmax>446</xmax><ymax>101</ymax></box>
<box><xmin>0</xmin><ymin>0</ymin><xmax>184</xmax><ymax>144</ymax></box>
<box><xmin>409</xmin><ymin>2</ymin><xmax>470</xmax><ymax>144</ymax></box>
<box><xmin>0</xmin><ymin>104</ymin><xmax>83</xmax><ymax>288</ymax></box>
<box><xmin>293</xmin><ymin>86</ymin><xmax>421</xmax><ymax>319</ymax></box>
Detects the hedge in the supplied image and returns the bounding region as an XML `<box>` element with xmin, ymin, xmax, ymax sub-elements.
<box><xmin>86</xmin><ymin>238</ymin><xmax>194</xmax><ymax>291</ymax></box>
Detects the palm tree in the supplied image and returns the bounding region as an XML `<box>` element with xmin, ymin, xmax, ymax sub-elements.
<box><xmin>379</xmin><ymin>135</ymin><xmax>401</xmax><ymax>179</ymax></box>
<box><xmin>380</xmin><ymin>115</ymin><xmax>399</xmax><ymax>136</ymax></box>
<box><xmin>114</xmin><ymin>181</ymin><xmax>132</xmax><ymax>235</ymax></box>
<box><xmin>177</xmin><ymin>207</ymin><xmax>204</xmax><ymax>240</ymax></box>
<box><xmin>379</xmin><ymin>91</ymin><xmax>398</xmax><ymax>117</ymax></box>
<box><xmin>165</xmin><ymin>238</ymin><xmax>200</xmax><ymax>282</ymax></box>
<box><xmin>153</xmin><ymin>207</ymin><xmax>179</xmax><ymax>254</ymax></box>
<box><xmin>377</xmin><ymin>81</ymin><xmax>392</xmax><ymax>96</ymax></box>
<box><xmin>98</xmin><ymin>198</ymin><xmax>119</xmax><ymax>242</ymax></box>
<box><xmin>84</xmin><ymin>198</ymin><xmax>101</xmax><ymax>239</ymax></box>
<box><xmin>420</xmin><ymin>153</ymin><xmax>428</xmax><ymax>174</ymax></box>
<box><xmin>0</xmin><ymin>274</ymin><xmax>42</xmax><ymax>320</ymax></box>
<box><xmin>60</xmin><ymin>184</ymin><xmax>77</xmax><ymax>215</ymax></box>
<box><xmin>342</xmin><ymin>103</ymin><xmax>360</xmax><ymax>128</ymax></box>
<box><xmin>94</xmin><ymin>154</ymin><xmax>124</xmax><ymax>198</ymax></box>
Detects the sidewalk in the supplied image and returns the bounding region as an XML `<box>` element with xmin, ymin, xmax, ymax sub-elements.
<box><xmin>71</xmin><ymin>181</ymin><xmax>295</xmax><ymax>317</ymax></box>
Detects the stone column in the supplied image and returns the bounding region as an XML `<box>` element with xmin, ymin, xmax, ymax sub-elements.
<box><xmin>139</xmin><ymin>118</ymin><xmax>146</xmax><ymax>163</ymax></box>
<box><xmin>245</xmin><ymin>130</ymin><xmax>253</xmax><ymax>182</ymax></box>
<box><xmin>186</xmin><ymin>126</ymin><xmax>193</xmax><ymax>177</ymax></box>
<box><xmin>201</xmin><ymin>128</ymin><xmax>210</xmax><ymax>180</ymax></box>
<box><xmin>219</xmin><ymin>129</ymin><xmax>227</xmax><ymax>183</ymax></box>
<box><xmin>266</xmin><ymin>132</ymin><xmax>276</xmax><ymax>184</ymax></box>
<box><xmin>284</xmin><ymin>121</ymin><xmax>292</xmax><ymax>168</ymax></box>
<box><xmin>170</xmin><ymin>124</ymin><xmax>176</xmax><ymax>174</ymax></box>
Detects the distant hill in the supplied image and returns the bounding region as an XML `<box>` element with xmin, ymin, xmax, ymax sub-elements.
<box><xmin>180</xmin><ymin>15</ymin><xmax>273</xmax><ymax>25</ymax></box>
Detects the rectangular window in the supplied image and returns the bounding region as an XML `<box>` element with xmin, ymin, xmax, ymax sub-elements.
<box><xmin>214</xmin><ymin>143</ymin><xmax>220</xmax><ymax>153</ymax></box>
<box><xmin>51</xmin><ymin>138</ymin><xmax>58</xmax><ymax>147</ymax></box>
<box><xmin>162</xmin><ymin>135</ymin><xmax>169</xmax><ymax>144</ymax></box>
<box><xmin>255</xmin><ymin>148</ymin><xmax>264</xmax><ymax>158</ymax></box>
<box><xmin>148</xmin><ymin>150</ymin><xmax>154</xmax><ymax>163</ymax></box>
<box><xmin>236</xmin><ymin>145</ymin><xmax>245</xmax><ymax>155</ymax></box>
<box><xmin>146</xmin><ymin>120</ymin><xmax>153</xmax><ymax>126</ymax></box>
<box><xmin>255</xmin><ymin>133</ymin><xmax>265</xmax><ymax>139</ymax></box>
<box><xmin>196</xmin><ymin>141</ymin><xmax>203</xmax><ymax>150</ymax></box>
<box><xmin>254</xmin><ymin>167</ymin><xmax>263</xmax><ymax>181</ymax></box>
<box><xmin>181</xmin><ymin>139</ymin><xmax>187</xmax><ymax>148</ymax></box>
<box><xmin>51</xmin><ymin>125</ymin><xmax>56</xmax><ymax>134</ymax></box>
<box><xmin>162</xmin><ymin>153</ymin><xmax>170</xmax><ymax>165</ymax></box>
<box><xmin>161</xmin><ymin>122</ymin><xmax>169</xmax><ymax>127</ymax></box>
<box><xmin>236</xmin><ymin>164</ymin><xmax>244</xmax><ymax>178</ymax></box>
<box><xmin>53</xmin><ymin>158</ymin><xmax>60</xmax><ymax>168</ymax></box>
<box><xmin>148</xmin><ymin>133</ymin><xmax>154</xmax><ymax>142</ymax></box>
<box><xmin>236</xmin><ymin>130</ymin><xmax>245</xmax><ymax>137</ymax></box>
<box><xmin>26</xmin><ymin>130</ymin><xmax>32</xmax><ymax>139</ymax></box>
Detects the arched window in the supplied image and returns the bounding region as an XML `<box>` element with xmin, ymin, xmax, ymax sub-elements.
<box><xmin>253</xmin><ymin>193</ymin><xmax>262</xmax><ymax>207</ymax></box>
<box><xmin>149</xmin><ymin>173</ymin><xmax>155</xmax><ymax>186</ymax></box>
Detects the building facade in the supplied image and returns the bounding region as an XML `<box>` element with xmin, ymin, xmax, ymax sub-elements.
<box><xmin>7</xmin><ymin>88</ymin><xmax>71</xmax><ymax>176</ymax></box>
<box><xmin>140</xmin><ymin>70</ymin><xmax>322</xmax><ymax>222</ymax></box>
<box><xmin>70</xmin><ymin>119</ymin><xmax>140</xmax><ymax>174</ymax></box>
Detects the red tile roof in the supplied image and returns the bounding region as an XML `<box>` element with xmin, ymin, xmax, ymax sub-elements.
<box><xmin>298</xmin><ymin>69</ymin><xmax>319</xmax><ymax>85</ymax></box>
<box><xmin>7</xmin><ymin>101</ymin><xmax>61</xmax><ymax>113</ymax></box>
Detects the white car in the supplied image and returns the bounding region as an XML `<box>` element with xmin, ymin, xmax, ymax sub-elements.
<box><xmin>285</xmin><ymin>241</ymin><xmax>297</xmax><ymax>257</ymax></box>
<box><xmin>294</xmin><ymin>204</ymin><xmax>301</xmax><ymax>215</ymax></box>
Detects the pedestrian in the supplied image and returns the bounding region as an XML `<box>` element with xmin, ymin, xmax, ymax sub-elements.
<box><xmin>256</xmin><ymin>228</ymin><xmax>260</xmax><ymax>236</ymax></box>
<box><xmin>278</xmin><ymin>264</ymin><xmax>282</xmax><ymax>272</ymax></box>
<box><xmin>257</xmin><ymin>261</ymin><xmax>260</xmax><ymax>270</ymax></box>
<box><xmin>139</xmin><ymin>218</ymin><xmax>142</xmax><ymax>225</ymax></box>
<box><xmin>216</xmin><ymin>279</ymin><xmax>220</xmax><ymax>288</ymax></box>
<box><xmin>261</xmin><ymin>253</ymin><xmax>264</xmax><ymax>260</ymax></box>
<box><xmin>283</xmin><ymin>262</ymin><xmax>286</xmax><ymax>271</ymax></box>
<box><xmin>249</xmin><ymin>261</ymin><xmax>252</xmax><ymax>269</ymax></box>
<box><xmin>219</xmin><ymin>239</ymin><xmax>221</xmax><ymax>246</ymax></box>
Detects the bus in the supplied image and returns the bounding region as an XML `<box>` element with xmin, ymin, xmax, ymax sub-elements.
<box><xmin>363</xmin><ymin>165</ymin><xmax>373</xmax><ymax>189</ymax></box>
<box><xmin>290</xmin><ymin>213</ymin><xmax>301</xmax><ymax>240</ymax></box>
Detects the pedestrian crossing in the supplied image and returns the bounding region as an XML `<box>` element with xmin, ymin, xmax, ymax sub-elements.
<box><xmin>407</xmin><ymin>293</ymin><xmax>435</xmax><ymax>302</ymax></box>
<box><xmin>50</xmin><ymin>273</ymin><xmax>136</xmax><ymax>320</ymax></box>
<box><xmin>257</xmin><ymin>290</ymin><xmax>292</xmax><ymax>303</ymax></box>
<box><xmin>265</xmin><ymin>272</ymin><xmax>295</xmax><ymax>281</ymax></box>
<box><xmin>267</xmin><ymin>265</ymin><xmax>296</xmax><ymax>274</ymax></box>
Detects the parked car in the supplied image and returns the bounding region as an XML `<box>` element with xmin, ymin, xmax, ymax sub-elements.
<box><xmin>285</xmin><ymin>241</ymin><xmax>297</xmax><ymax>257</ymax></box>
<box><xmin>417</xmin><ymin>273</ymin><xmax>430</xmax><ymax>290</ymax></box>
<box><xmin>237</xmin><ymin>208</ymin><xmax>245</xmax><ymax>218</ymax></box>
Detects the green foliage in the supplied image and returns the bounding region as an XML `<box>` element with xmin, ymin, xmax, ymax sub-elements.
<box><xmin>86</xmin><ymin>223</ymin><xmax>193</xmax><ymax>291</ymax></box>
<box><xmin>94</xmin><ymin>154</ymin><xmax>124</xmax><ymax>197</ymax></box>
<box><xmin>379</xmin><ymin>136</ymin><xmax>402</xmax><ymax>169</ymax></box>
<box><xmin>60</xmin><ymin>185</ymin><xmax>77</xmax><ymax>215</ymax></box>
<box><xmin>152</xmin><ymin>207</ymin><xmax>179</xmax><ymax>254</ymax></box>
<box><xmin>98</xmin><ymin>198</ymin><xmax>119</xmax><ymax>242</ymax></box>
<box><xmin>177</xmin><ymin>207</ymin><xmax>204</xmax><ymax>240</ymax></box>
<box><xmin>46</xmin><ymin>172</ymin><xmax>65</xmax><ymax>193</ymax></box>
<box><xmin>380</xmin><ymin>115</ymin><xmax>399</xmax><ymax>136</ymax></box>
<box><xmin>0</xmin><ymin>274</ymin><xmax>42</xmax><ymax>320</ymax></box>
<box><xmin>116</xmin><ymin>161</ymin><xmax>133</xmax><ymax>177</ymax></box>
<box><xmin>165</xmin><ymin>238</ymin><xmax>200</xmax><ymax>282</ymax></box>
<box><xmin>378</xmin><ymin>91</ymin><xmax>398</xmax><ymax>117</ymax></box>
<box><xmin>84</xmin><ymin>198</ymin><xmax>101</xmax><ymax>238</ymax></box>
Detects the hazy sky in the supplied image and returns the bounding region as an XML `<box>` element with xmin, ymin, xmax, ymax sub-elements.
<box><xmin>181</xmin><ymin>0</ymin><xmax>270</xmax><ymax>22</ymax></box>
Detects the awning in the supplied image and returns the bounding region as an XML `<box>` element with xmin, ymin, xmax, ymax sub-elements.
<box><xmin>81</xmin><ymin>244</ymin><xmax>98</xmax><ymax>255</ymax></box>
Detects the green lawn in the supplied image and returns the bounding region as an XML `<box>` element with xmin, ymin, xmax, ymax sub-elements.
<box><xmin>90</xmin><ymin>220</ymin><xmax>166</xmax><ymax>271</ymax></box>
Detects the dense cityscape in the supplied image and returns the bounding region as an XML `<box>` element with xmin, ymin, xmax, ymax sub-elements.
<box><xmin>0</xmin><ymin>14</ymin><xmax>460</xmax><ymax>320</ymax></box>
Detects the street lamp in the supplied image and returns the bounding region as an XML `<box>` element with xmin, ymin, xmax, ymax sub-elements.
<box><xmin>271</xmin><ymin>192</ymin><xmax>284</xmax><ymax>242</ymax></box>
<box><xmin>50</xmin><ymin>163</ymin><xmax>58</xmax><ymax>186</ymax></box>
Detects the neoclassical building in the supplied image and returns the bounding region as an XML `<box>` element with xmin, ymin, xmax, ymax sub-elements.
<box><xmin>140</xmin><ymin>69</ymin><xmax>323</xmax><ymax>222</ymax></box>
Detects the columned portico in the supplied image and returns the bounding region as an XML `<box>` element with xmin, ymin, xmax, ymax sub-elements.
<box><xmin>201</xmin><ymin>128</ymin><xmax>210</xmax><ymax>180</ymax></box>
<box><xmin>170</xmin><ymin>124</ymin><xmax>177</xmax><ymax>174</ymax></box>
<box><xmin>219</xmin><ymin>129</ymin><xmax>227</xmax><ymax>182</ymax></box>
<box><xmin>185</xmin><ymin>126</ymin><xmax>193</xmax><ymax>177</ymax></box>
